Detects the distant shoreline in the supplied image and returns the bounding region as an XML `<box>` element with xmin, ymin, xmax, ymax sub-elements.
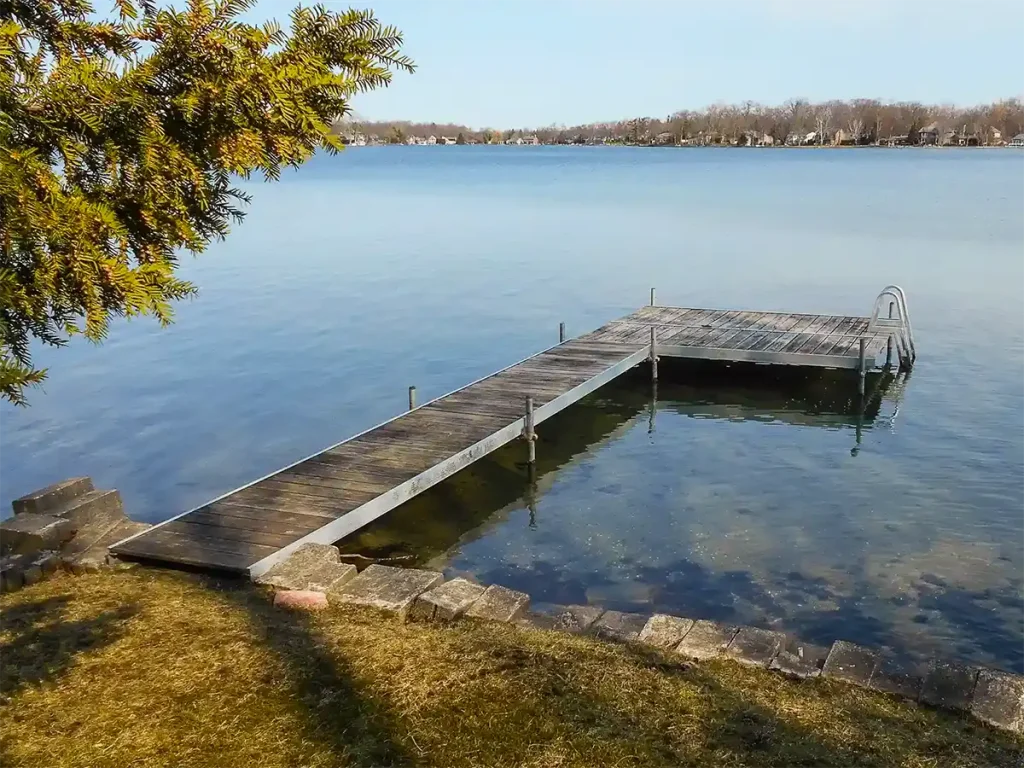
<box><xmin>345</xmin><ymin>142</ymin><xmax>1023</xmax><ymax>150</ymax></box>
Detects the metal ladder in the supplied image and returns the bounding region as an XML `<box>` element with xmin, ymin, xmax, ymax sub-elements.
<box><xmin>868</xmin><ymin>285</ymin><xmax>916</xmax><ymax>369</ymax></box>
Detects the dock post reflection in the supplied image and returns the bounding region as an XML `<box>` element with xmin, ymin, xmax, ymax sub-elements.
<box><xmin>648</xmin><ymin>378</ymin><xmax>657</xmax><ymax>435</ymax></box>
<box><xmin>526</xmin><ymin>461</ymin><xmax>538</xmax><ymax>529</ymax></box>
<box><xmin>852</xmin><ymin>393</ymin><xmax>864</xmax><ymax>456</ymax></box>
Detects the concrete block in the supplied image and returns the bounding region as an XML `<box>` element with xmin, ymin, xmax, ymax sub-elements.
<box><xmin>549</xmin><ymin>604</ymin><xmax>604</xmax><ymax>634</ymax></box>
<box><xmin>970</xmin><ymin>669</ymin><xmax>1024</xmax><ymax>733</ymax></box>
<box><xmin>61</xmin><ymin>519</ymin><xmax>149</xmax><ymax>577</ymax></box>
<box><xmin>514</xmin><ymin>611</ymin><xmax>560</xmax><ymax>631</ymax></box>
<box><xmin>0</xmin><ymin>556</ymin><xmax>25</xmax><ymax>592</ymax></box>
<box><xmin>822</xmin><ymin>641</ymin><xmax>879</xmax><ymax>686</ymax></box>
<box><xmin>675</xmin><ymin>620</ymin><xmax>738</xmax><ymax>661</ymax></box>
<box><xmin>1</xmin><ymin>514</ymin><xmax>76</xmax><ymax>556</ymax></box>
<box><xmin>254</xmin><ymin>543</ymin><xmax>356</xmax><ymax>593</ymax></box>
<box><xmin>21</xmin><ymin>562</ymin><xmax>43</xmax><ymax>586</ymax></box>
<box><xmin>66</xmin><ymin>546</ymin><xmax>109</xmax><ymax>574</ymax></box>
<box><xmin>725</xmin><ymin>627</ymin><xmax>784</xmax><ymax>668</ymax></box>
<box><xmin>769</xmin><ymin>637</ymin><xmax>829</xmax><ymax>679</ymax></box>
<box><xmin>409</xmin><ymin>578</ymin><xmax>486</xmax><ymax>621</ymax></box>
<box><xmin>590</xmin><ymin>611</ymin><xmax>648</xmax><ymax>643</ymax></box>
<box><xmin>51</xmin><ymin>490</ymin><xmax>125</xmax><ymax>536</ymax></box>
<box><xmin>12</xmin><ymin>477</ymin><xmax>93</xmax><ymax>516</ymax></box>
<box><xmin>920</xmin><ymin>662</ymin><xmax>979</xmax><ymax>711</ymax></box>
<box><xmin>32</xmin><ymin>551</ymin><xmax>60</xmax><ymax>577</ymax></box>
<box><xmin>274</xmin><ymin>590</ymin><xmax>329</xmax><ymax>611</ymax></box>
<box><xmin>465</xmin><ymin>584</ymin><xmax>529</xmax><ymax>623</ymax></box>
<box><xmin>868</xmin><ymin>656</ymin><xmax>924</xmax><ymax>700</ymax></box>
<box><xmin>62</xmin><ymin>516</ymin><xmax>149</xmax><ymax>558</ymax></box>
<box><xmin>638</xmin><ymin>614</ymin><xmax>695</xmax><ymax>649</ymax></box>
<box><xmin>103</xmin><ymin>519</ymin><xmax>151</xmax><ymax>544</ymax></box>
<box><xmin>329</xmin><ymin>564</ymin><xmax>443</xmax><ymax>619</ymax></box>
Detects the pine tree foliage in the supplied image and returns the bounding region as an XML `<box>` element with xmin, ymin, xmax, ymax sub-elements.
<box><xmin>0</xmin><ymin>0</ymin><xmax>413</xmax><ymax>404</ymax></box>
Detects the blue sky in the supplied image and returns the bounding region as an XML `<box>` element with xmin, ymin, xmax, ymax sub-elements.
<box><xmin>246</xmin><ymin>0</ymin><xmax>1023</xmax><ymax>128</ymax></box>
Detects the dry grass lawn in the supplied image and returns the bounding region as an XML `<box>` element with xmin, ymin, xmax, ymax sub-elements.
<box><xmin>0</xmin><ymin>568</ymin><xmax>1020</xmax><ymax>768</ymax></box>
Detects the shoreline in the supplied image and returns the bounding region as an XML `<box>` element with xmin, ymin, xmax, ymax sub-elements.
<box><xmin>347</xmin><ymin>142</ymin><xmax>1023</xmax><ymax>150</ymax></box>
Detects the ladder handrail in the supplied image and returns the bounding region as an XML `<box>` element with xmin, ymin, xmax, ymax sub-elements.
<box><xmin>869</xmin><ymin>285</ymin><xmax>916</xmax><ymax>366</ymax></box>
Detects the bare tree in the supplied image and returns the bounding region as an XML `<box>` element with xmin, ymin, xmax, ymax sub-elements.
<box><xmin>813</xmin><ymin>105</ymin><xmax>833</xmax><ymax>145</ymax></box>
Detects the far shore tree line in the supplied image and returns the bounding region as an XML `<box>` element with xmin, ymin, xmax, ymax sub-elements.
<box><xmin>340</xmin><ymin>97</ymin><xmax>1024</xmax><ymax>147</ymax></box>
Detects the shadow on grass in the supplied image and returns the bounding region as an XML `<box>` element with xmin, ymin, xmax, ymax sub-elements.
<box><xmin>468</xmin><ymin>629</ymin><xmax>1023</xmax><ymax>768</ymax></box>
<box><xmin>0</xmin><ymin>595</ymin><xmax>136</xmax><ymax>698</ymax></box>
<box><xmin>212</xmin><ymin>577</ymin><xmax>419</xmax><ymax>768</ymax></box>
<box><xmin>2</xmin><ymin>571</ymin><xmax>1021</xmax><ymax>767</ymax></box>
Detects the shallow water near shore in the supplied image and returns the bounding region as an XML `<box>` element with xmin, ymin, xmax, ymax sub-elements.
<box><xmin>3</xmin><ymin>147</ymin><xmax>1022</xmax><ymax>670</ymax></box>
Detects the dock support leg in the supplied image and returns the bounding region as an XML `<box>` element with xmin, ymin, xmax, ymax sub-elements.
<box><xmin>885</xmin><ymin>301</ymin><xmax>894</xmax><ymax>368</ymax></box>
<box><xmin>559</xmin><ymin>322</ymin><xmax>565</xmax><ymax>343</ymax></box>
<box><xmin>650</xmin><ymin>326</ymin><xmax>658</xmax><ymax>382</ymax></box>
<box><xmin>408</xmin><ymin>386</ymin><xmax>417</xmax><ymax>411</ymax></box>
<box><xmin>650</xmin><ymin>287</ymin><xmax>656</xmax><ymax>307</ymax></box>
<box><xmin>524</xmin><ymin>395</ymin><xmax>536</xmax><ymax>465</ymax></box>
<box><xmin>858</xmin><ymin>338</ymin><xmax>867</xmax><ymax>396</ymax></box>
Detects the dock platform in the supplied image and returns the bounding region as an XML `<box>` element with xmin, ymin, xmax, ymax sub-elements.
<box><xmin>111</xmin><ymin>286</ymin><xmax>916</xmax><ymax>575</ymax></box>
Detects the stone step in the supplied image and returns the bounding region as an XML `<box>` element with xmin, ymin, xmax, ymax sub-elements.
<box><xmin>63</xmin><ymin>519</ymin><xmax>151</xmax><ymax>574</ymax></box>
<box><xmin>464</xmin><ymin>585</ymin><xmax>529</xmax><ymax>623</ymax></box>
<box><xmin>61</xmin><ymin>512</ymin><xmax>138</xmax><ymax>559</ymax></box>
<box><xmin>12</xmin><ymin>477</ymin><xmax>94</xmax><ymax>516</ymax></box>
<box><xmin>253</xmin><ymin>543</ymin><xmax>357</xmax><ymax>593</ymax></box>
<box><xmin>1</xmin><ymin>514</ymin><xmax>76</xmax><ymax>556</ymax></box>
<box><xmin>50</xmin><ymin>489</ymin><xmax>126</xmax><ymax>533</ymax></box>
<box><xmin>410</xmin><ymin>578</ymin><xmax>486</xmax><ymax>621</ymax></box>
<box><xmin>329</xmin><ymin>564</ymin><xmax>444</xmax><ymax>620</ymax></box>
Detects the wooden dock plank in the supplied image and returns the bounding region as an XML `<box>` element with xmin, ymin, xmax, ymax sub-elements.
<box><xmin>791</xmin><ymin>316</ymin><xmax>846</xmax><ymax>354</ymax></box>
<box><xmin>114</xmin><ymin>528</ymin><xmax>278</xmax><ymax>573</ymax></box>
<box><xmin>715</xmin><ymin>312</ymin><xmax>771</xmax><ymax>348</ymax></box>
<box><xmin>160</xmin><ymin>520</ymin><xmax>302</xmax><ymax>549</ymax></box>
<box><xmin>819</xmin><ymin>319</ymin><xmax>870</xmax><ymax>355</ymax></box>
<box><xmin>734</xmin><ymin>313</ymin><xmax>805</xmax><ymax>351</ymax></box>
<box><xmin>213</xmin><ymin>492</ymin><xmax>348</xmax><ymax>519</ymax></box>
<box><xmin>112</xmin><ymin>299</ymin><xmax>906</xmax><ymax>574</ymax></box>
<box><xmin>190</xmin><ymin>505</ymin><xmax>337</xmax><ymax>530</ymax></box>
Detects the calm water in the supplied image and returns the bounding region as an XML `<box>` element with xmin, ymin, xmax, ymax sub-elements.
<box><xmin>3</xmin><ymin>147</ymin><xmax>1022</xmax><ymax>670</ymax></box>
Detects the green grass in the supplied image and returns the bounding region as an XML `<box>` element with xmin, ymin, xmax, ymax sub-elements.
<box><xmin>0</xmin><ymin>568</ymin><xmax>1020</xmax><ymax>767</ymax></box>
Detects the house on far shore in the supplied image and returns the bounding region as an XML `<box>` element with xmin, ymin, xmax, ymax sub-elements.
<box><xmin>917</xmin><ymin>122</ymin><xmax>940</xmax><ymax>145</ymax></box>
<box><xmin>941</xmin><ymin>130</ymin><xmax>980</xmax><ymax>147</ymax></box>
<box><xmin>425</xmin><ymin>135</ymin><xmax>437</xmax><ymax>145</ymax></box>
<box><xmin>439</xmin><ymin>136</ymin><xmax>457</xmax><ymax>145</ymax></box>
<box><xmin>654</xmin><ymin>131</ymin><xmax>676</xmax><ymax>146</ymax></box>
<box><xmin>1009</xmin><ymin>133</ymin><xmax>1024</xmax><ymax>147</ymax></box>
<box><xmin>803</xmin><ymin>131</ymin><xmax>818</xmax><ymax>145</ymax></box>
<box><xmin>990</xmin><ymin>128</ymin><xmax>1003</xmax><ymax>145</ymax></box>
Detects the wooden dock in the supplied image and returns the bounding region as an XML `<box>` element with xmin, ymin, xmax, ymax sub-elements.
<box><xmin>111</xmin><ymin>286</ymin><xmax>916</xmax><ymax>575</ymax></box>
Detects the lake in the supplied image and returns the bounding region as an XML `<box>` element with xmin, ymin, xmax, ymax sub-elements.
<box><xmin>2</xmin><ymin>146</ymin><xmax>1022</xmax><ymax>671</ymax></box>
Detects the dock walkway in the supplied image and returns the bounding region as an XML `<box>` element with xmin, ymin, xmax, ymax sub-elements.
<box><xmin>112</xmin><ymin>287</ymin><xmax>916</xmax><ymax>575</ymax></box>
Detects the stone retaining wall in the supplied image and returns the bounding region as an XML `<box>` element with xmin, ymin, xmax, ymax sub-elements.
<box><xmin>255</xmin><ymin>543</ymin><xmax>1024</xmax><ymax>735</ymax></box>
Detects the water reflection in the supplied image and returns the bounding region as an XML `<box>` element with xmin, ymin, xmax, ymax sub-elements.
<box><xmin>337</xmin><ymin>361</ymin><xmax>1021</xmax><ymax>673</ymax></box>
<box><xmin>336</xmin><ymin>371</ymin><xmax>649</xmax><ymax>562</ymax></box>
<box><xmin>338</xmin><ymin>361</ymin><xmax>887</xmax><ymax>563</ymax></box>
